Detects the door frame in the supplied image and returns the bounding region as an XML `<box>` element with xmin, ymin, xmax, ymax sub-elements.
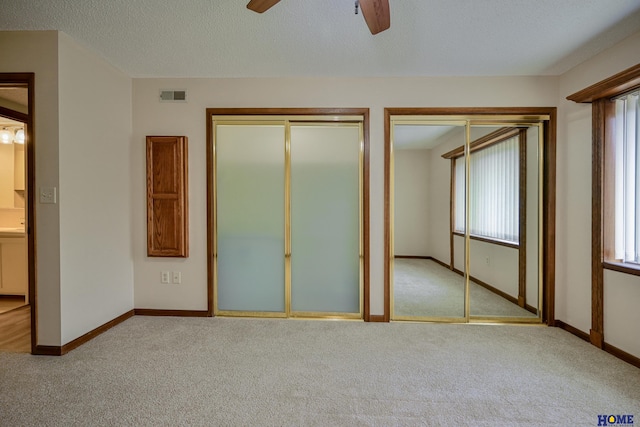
<box><xmin>0</xmin><ymin>73</ymin><xmax>36</xmax><ymax>351</ymax></box>
<box><xmin>206</xmin><ymin>108</ymin><xmax>371</xmax><ymax>320</ymax></box>
<box><xmin>383</xmin><ymin>107</ymin><xmax>556</xmax><ymax>324</ymax></box>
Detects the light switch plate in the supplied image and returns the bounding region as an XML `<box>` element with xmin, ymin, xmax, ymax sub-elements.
<box><xmin>40</xmin><ymin>187</ymin><xmax>57</xmax><ymax>204</ymax></box>
<box><xmin>172</xmin><ymin>271</ymin><xmax>181</xmax><ymax>284</ymax></box>
<box><xmin>161</xmin><ymin>271</ymin><xmax>170</xmax><ymax>284</ymax></box>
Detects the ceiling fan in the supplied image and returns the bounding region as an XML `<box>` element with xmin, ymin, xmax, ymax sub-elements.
<box><xmin>246</xmin><ymin>0</ymin><xmax>390</xmax><ymax>35</ymax></box>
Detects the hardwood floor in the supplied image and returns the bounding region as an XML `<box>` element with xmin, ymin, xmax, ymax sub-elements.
<box><xmin>0</xmin><ymin>296</ymin><xmax>26</xmax><ymax>314</ymax></box>
<box><xmin>0</xmin><ymin>305</ymin><xmax>31</xmax><ymax>353</ymax></box>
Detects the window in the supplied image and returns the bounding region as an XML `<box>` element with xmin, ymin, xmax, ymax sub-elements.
<box><xmin>613</xmin><ymin>91</ymin><xmax>640</xmax><ymax>264</ymax></box>
<box><xmin>453</xmin><ymin>132</ymin><xmax>520</xmax><ymax>244</ymax></box>
<box><xmin>567</xmin><ymin>63</ymin><xmax>640</xmax><ymax>276</ymax></box>
<box><xmin>567</xmin><ymin>63</ymin><xmax>640</xmax><ymax>349</ymax></box>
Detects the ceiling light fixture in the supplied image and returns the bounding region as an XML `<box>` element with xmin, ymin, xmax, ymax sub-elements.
<box><xmin>0</xmin><ymin>126</ymin><xmax>26</xmax><ymax>144</ymax></box>
<box><xmin>0</xmin><ymin>128</ymin><xmax>12</xmax><ymax>144</ymax></box>
<box><xmin>14</xmin><ymin>128</ymin><xmax>25</xmax><ymax>144</ymax></box>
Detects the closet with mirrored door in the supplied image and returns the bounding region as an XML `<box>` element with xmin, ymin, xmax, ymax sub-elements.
<box><xmin>210</xmin><ymin>111</ymin><xmax>367</xmax><ymax>319</ymax></box>
<box><xmin>386</xmin><ymin>110</ymin><xmax>554</xmax><ymax>324</ymax></box>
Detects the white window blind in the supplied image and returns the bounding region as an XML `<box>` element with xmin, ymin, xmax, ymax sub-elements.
<box><xmin>454</xmin><ymin>135</ymin><xmax>519</xmax><ymax>243</ymax></box>
<box><xmin>454</xmin><ymin>157</ymin><xmax>465</xmax><ymax>235</ymax></box>
<box><xmin>614</xmin><ymin>90</ymin><xmax>640</xmax><ymax>264</ymax></box>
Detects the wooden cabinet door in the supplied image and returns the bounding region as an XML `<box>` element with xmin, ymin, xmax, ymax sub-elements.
<box><xmin>146</xmin><ymin>136</ymin><xmax>188</xmax><ymax>257</ymax></box>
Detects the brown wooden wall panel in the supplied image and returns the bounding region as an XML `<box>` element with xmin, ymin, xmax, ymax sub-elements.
<box><xmin>146</xmin><ymin>136</ymin><xmax>189</xmax><ymax>257</ymax></box>
<box><xmin>151</xmin><ymin>142</ymin><xmax>180</xmax><ymax>193</ymax></box>
<box><xmin>152</xmin><ymin>199</ymin><xmax>180</xmax><ymax>250</ymax></box>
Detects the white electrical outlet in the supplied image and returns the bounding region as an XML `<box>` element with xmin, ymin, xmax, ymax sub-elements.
<box><xmin>172</xmin><ymin>271</ymin><xmax>181</xmax><ymax>284</ymax></box>
<box><xmin>39</xmin><ymin>187</ymin><xmax>57</xmax><ymax>204</ymax></box>
<box><xmin>485</xmin><ymin>256</ymin><xmax>490</xmax><ymax>266</ymax></box>
<box><xmin>161</xmin><ymin>271</ymin><xmax>170</xmax><ymax>284</ymax></box>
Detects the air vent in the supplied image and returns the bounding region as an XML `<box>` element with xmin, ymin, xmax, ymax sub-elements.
<box><xmin>160</xmin><ymin>90</ymin><xmax>187</xmax><ymax>102</ymax></box>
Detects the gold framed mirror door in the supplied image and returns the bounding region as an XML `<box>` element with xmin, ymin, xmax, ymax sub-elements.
<box><xmin>387</xmin><ymin>113</ymin><xmax>552</xmax><ymax>324</ymax></box>
<box><xmin>390</xmin><ymin>120</ymin><xmax>468</xmax><ymax>322</ymax></box>
<box><xmin>211</xmin><ymin>114</ymin><xmax>365</xmax><ymax>319</ymax></box>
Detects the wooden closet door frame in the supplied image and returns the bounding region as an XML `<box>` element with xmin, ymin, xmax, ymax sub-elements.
<box><xmin>206</xmin><ymin>108</ymin><xmax>370</xmax><ymax>320</ymax></box>
<box><xmin>383</xmin><ymin>107</ymin><xmax>556</xmax><ymax>325</ymax></box>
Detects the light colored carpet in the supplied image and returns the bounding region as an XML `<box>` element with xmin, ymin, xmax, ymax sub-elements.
<box><xmin>0</xmin><ymin>316</ymin><xmax>638</xmax><ymax>426</ymax></box>
<box><xmin>394</xmin><ymin>259</ymin><xmax>536</xmax><ymax>318</ymax></box>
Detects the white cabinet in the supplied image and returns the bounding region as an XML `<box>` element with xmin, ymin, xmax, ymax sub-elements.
<box><xmin>0</xmin><ymin>237</ymin><xmax>27</xmax><ymax>295</ymax></box>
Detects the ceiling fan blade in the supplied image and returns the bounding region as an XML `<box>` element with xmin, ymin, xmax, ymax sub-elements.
<box><xmin>359</xmin><ymin>0</ymin><xmax>390</xmax><ymax>35</ymax></box>
<box><xmin>246</xmin><ymin>0</ymin><xmax>281</xmax><ymax>13</ymax></box>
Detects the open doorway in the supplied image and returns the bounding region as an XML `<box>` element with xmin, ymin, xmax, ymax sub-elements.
<box><xmin>0</xmin><ymin>74</ymin><xmax>35</xmax><ymax>353</ymax></box>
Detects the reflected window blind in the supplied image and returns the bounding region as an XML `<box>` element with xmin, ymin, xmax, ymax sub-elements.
<box><xmin>454</xmin><ymin>158</ymin><xmax>466</xmax><ymax>234</ymax></box>
<box><xmin>455</xmin><ymin>135</ymin><xmax>519</xmax><ymax>243</ymax></box>
<box><xmin>614</xmin><ymin>90</ymin><xmax>640</xmax><ymax>263</ymax></box>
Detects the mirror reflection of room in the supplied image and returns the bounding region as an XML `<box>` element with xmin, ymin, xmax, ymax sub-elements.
<box><xmin>392</xmin><ymin>120</ymin><xmax>541</xmax><ymax>321</ymax></box>
<box><xmin>392</xmin><ymin>123</ymin><xmax>466</xmax><ymax>319</ymax></box>
<box><xmin>460</xmin><ymin>125</ymin><xmax>539</xmax><ymax>319</ymax></box>
<box><xmin>0</xmin><ymin>114</ymin><xmax>27</xmax><ymax>314</ymax></box>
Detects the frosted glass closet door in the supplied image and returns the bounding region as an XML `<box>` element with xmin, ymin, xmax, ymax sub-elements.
<box><xmin>216</xmin><ymin>124</ymin><xmax>285</xmax><ymax>312</ymax></box>
<box><xmin>290</xmin><ymin>125</ymin><xmax>360</xmax><ymax>314</ymax></box>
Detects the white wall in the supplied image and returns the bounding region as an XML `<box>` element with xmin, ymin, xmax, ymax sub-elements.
<box><xmin>393</xmin><ymin>149</ymin><xmax>429</xmax><ymax>256</ymax></box>
<box><xmin>132</xmin><ymin>76</ymin><xmax>558</xmax><ymax>315</ymax></box>
<box><xmin>471</xmin><ymin>241</ymin><xmax>519</xmax><ymax>301</ymax></box>
<box><xmin>604</xmin><ymin>270</ymin><xmax>640</xmax><ymax>357</ymax></box>
<box><xmin>453</xmin><ymin>235</ymin><xmax>520</xmax><ymax>300</ymax></box>
<box><xmin>58</xmin><ymin>33</ymin><xmax>134</xmax><ymax>344</ymax></box>
<box><xmin>0</xmin><ymin>97</ymin><xmax>28</xmax><ymax>114</ymax></box>
<box><xmin>0</xmin><ymin>31</ymin><xmax>61</xmax><ymax>346</ymax></box>
<box><xmin>426</xmin><ymin>126</ymin><xmax>501</xmax><ymax>265</ymax></box>
<box><xmin>0</xmin><ymin>144</ymin><xmax>15</xmax><ymax>208</ymax></box>
<box><xmin>1</xmin><ymin>27</ymin><xmax>637</xmax><ymax>357</ymax></box>
<box><xmin>0</xmin><ymin>31</ymin><xmax>134</xmax><ymax>346</ymax></box>
<box><xmin>557</xmin><ymin>31</ymin><xmax>640</xmax><ymax>357</ymax></box>
<box><xmin>426</xmin><ymin>128</ymin><xmax>464</xmax><ymax>264</ymax></box>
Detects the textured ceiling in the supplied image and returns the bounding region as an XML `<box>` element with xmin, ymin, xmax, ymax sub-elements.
<box><xmin>1</xmin><ymin>0</ymin><xmax>640</xmax><ymax>78</ymax></box>
<box><xmin>394</xmin><ymin>125</ymin><xmax>459</xmax><ymax>150</ymax></box>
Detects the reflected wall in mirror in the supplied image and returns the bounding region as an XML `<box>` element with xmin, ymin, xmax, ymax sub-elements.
<box><xmin>389</xmin><ymin>113</ymin><xmax>549</xmax><ymax>323</ymax></box>
<box><xmin>0</xmin><ymin>81</ymin><xmax>30</xmax><ymax>318</ymax></box>
<box><xmin>452</xmin><ymin>125</ymin><xmax>541</xmax><ymax>319</ymax></box>
<box><xmin>0</xmin><ymin>116</ymin><xmax>26</xmax><ymax>209</ymax></box>
<box><xmin>0</xmin><ymin>86</ymin><xmax>28</xmax><ymax>210</ymax></box>
<box><xmin>391</xmin><ymin>122</ymin><xmax>467</xmax><ymax>320</ymax></box>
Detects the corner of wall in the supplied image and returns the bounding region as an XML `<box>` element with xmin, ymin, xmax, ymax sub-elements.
<box><xmin>57</xmin><ymin>31</ymin><xmax>134</xmax><ymax>345</ymax></box>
